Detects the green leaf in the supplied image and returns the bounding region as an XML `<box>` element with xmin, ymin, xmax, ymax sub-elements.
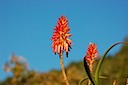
<box><xmin>78</xmin><ymin>76</ymin><xmax>88</xmax><ymax>85</ymax></box>
<box><xmin>83</xmin><ymin>58</ymin><xmax>96</xmax><ymax>85</ymax></box>
<box><xmin>78</xmin><ymin>76</ymin><xmax>107</xmax><ymax>85</ymax></box>
<box><xmin>95</xmin><ymin>42</ymin><xmax>128</xmax><ymax>85</ymax></box>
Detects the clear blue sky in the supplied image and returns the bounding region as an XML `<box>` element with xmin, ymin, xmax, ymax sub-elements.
<box><xmin>0</xmin><ymin>0</ymin><xmax>128</xmax><ymax>81</ymax></box>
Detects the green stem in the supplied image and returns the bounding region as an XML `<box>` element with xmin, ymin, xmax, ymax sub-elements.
<box><xmin>95</xmin><ymin>42</ymin><xmax>128</xmax><ymax>85</ymax></box>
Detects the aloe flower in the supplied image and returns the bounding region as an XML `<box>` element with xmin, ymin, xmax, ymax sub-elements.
<box><xmin>51</xmin><ymin>15</ymin><xmax>71</xmax><ymax>85</ymax></box>
<box><xmin>51</xmin><ymin>15</ymin><xmax>72</xmax><ymax>57</ymax></box>
<box><xmin>85</xmin><ymin>42</ymin><xmax>99</xmax><ymax>72</ymax></box>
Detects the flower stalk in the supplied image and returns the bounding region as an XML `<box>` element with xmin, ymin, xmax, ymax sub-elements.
<box><xmin>112</xmin><ymin>79</ymin><xmax>117</xmax><ymax>85</ymax></box>
<box><xmin>59</xmin><ymin>52</ymin><xmax>70</xmax><ymax>85</ymax></box>
<box><xmin>51</xmin><ymin>15</ymin><xmax>72</xmax><ymax>85</ymax></box>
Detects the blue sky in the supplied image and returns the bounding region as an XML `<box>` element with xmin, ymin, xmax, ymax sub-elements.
<box><xmin>0</xmin><ymin>0</ymin><xmax>128</xmax><ymax>81</ymax></box>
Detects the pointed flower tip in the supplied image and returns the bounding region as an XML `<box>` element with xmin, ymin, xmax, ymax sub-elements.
<box><xmin>89</xmin><ymin>42</ymin><xmax>92</xmax><ymax>44</ymax></box>
<box><xmin>51</xmin><ymin>15</ymin><xmax>72</xmax><ymax>56</ymax></box>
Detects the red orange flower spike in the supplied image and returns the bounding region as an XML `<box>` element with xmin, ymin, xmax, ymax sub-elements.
<box><xmin>51</xmin><ymin>15</ymin><xmax>72</xmax><ymax>57</ymax></box>
<box><xmin>85</xmin><ymin>42</ymin><xmax>99</xmax><ymax>72</ymax></box>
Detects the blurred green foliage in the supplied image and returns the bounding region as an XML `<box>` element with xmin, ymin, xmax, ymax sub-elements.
<box><xmin>0</xmin><ymin>38</ymin><xmax>128</xmax><ymax>85</ymax></box>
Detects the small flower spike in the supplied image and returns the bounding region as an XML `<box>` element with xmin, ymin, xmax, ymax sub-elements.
<box><xmin>85</xmin><ymin>42</ymin><xmax>99</xmax><ymax>72</ymax></box>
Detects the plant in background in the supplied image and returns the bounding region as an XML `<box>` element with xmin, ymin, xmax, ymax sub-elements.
<box><xmin>3</xmin><ymin>54</ymin><xmax>28</xmax><ymax>84</ymax></box>
<box><xmin>85</xmin><ymin>43</ymin><xmax>99</xmax><ymax>85</ymax></box>
<box><xmin>79</xmin><ymin>42</ymin><xmax>128</xmax><ymax>85</ymax></box>
<box><xmin>78</xmin><ymin>43</ymin><xmax>99</xmax><ymax>85</ymax></box>
<box><xmin>85</xmin><ymin>43</ymin><xmax>99</xmax><ymax>73</ymax></box>
<box><xmin>51</xmin><ymin>15</ymin><xmax>72</xmax><ymax>85</ymax></box>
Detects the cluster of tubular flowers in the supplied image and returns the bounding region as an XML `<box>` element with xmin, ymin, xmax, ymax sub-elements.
<box><xmin>85</xmin><ymin>42</ymin><xmax>99</xmax><ymax>72</ymax></box>
<box><xmin>51</xmin><ymin>15</ymin><xmax>72</xmax><ymax>57</ymax></box>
